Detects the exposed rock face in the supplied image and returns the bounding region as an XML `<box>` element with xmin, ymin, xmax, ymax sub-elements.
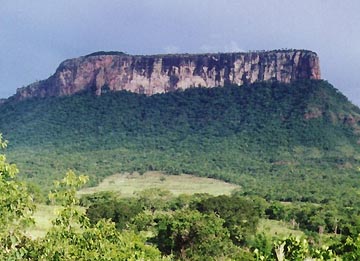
<box><xmin>14</xmin><ymin>50</ymin><xmax>321</xmax><ymax>100</ymax></box>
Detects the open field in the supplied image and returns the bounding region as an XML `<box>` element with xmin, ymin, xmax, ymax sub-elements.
<box><xmin>257</xmin><ymin>219</ymin><xmax>304</xmax><ymax>239</ymax></box>
<box><xmin>28</xmin><ymin>172</ymin><xmax>238</xmax><ymax>238</ymax></box>
<box><xmin>26</xmin><ymin>204</ymin><xmax>61</xmax><ymax>238</ymax></box>
<box><xmin>78</xmin><ymin>171</ymin><xmax>240</xmax><ymax>197</ymax></box>
<box><xmin>27</xmin><ymin>204</ymin><xmax>85</xmax><ymax>238</ymax></box>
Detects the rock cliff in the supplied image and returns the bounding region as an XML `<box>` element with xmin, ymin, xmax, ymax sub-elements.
<box><xmin>14</xmin><ymin>50</ymin><xmax>321</xmax><ymax>100</ymax></box>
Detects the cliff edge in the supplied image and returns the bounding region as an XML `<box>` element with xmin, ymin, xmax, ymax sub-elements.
<box><xmin>14</xmin><ymin>49</ymin><xmax>321</xmax><ymax>100</ymax></box>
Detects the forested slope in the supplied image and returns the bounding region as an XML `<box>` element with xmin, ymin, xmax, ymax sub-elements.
<box><xmin>1</xmin><ymin>80</ymin><xmax>359</xmax><ymax>204</ymax></box>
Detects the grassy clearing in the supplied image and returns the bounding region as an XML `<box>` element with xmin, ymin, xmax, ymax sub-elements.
<box><xmin>26</xmin><ymin>204</ymin><xmax>60</xmax><ymax>238</ymax></box>
<box><xmin>78</xmin><ymin>171</ymin><xmax>240</xmax><ymax>197</ymax></box>
<box><xmin>28</xmin><ymin>172</ymin><xmax>238</xmax><ymax>238</ymax></box>
<box><xmin>27</xmin><ymin>204</ymin><xmax>85</xmax><ymax>238</ymax></box>
<box><xmin>257</xmin><ymin>219</ymin><xmax>304</xmax><ymax>239</ymax></box>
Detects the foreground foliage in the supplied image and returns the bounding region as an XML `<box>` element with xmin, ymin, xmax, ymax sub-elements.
<box><xmin>0</xmin><ymin>137</ymin><xmax>165</xmax><ymax>260</ymax></box>
<box><xmin>83</xmin><ymin>185</ymin><xmax>360</xmax><ymax>260</ymax></box>
<box><xmin>0</xmin><ymin>134</ymin><xmax>35</xmax><ymax>259</ymax></box>
<box><xmin>33</xmin><ymin>171</ymin><xmax>164</xmax><ymax>260</ymax></box>
<box><xmin>2</xmin><ymin>135</ymin><xmax>360</xmax><ymax>259</ymax></box>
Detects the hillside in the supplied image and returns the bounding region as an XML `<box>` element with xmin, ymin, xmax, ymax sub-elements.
<box><xmin>1</xmin><ymin>80</ymin><xmax>360</xmax><ymax>205</ymax></box>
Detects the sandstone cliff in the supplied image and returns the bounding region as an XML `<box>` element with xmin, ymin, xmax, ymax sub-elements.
<box><xmin>14</xmin><ymin>50</ymin><xmax>321</xmax><ymax>100</ymax></box>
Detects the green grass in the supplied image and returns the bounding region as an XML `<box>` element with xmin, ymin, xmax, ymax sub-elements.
<box><xmin>27</xmin><ymin>204</ymin><xmax>85</xmax><ymax>238</ymax></box>
<box><xmin>78</xmin><ymin>171</ymin><xmax>240</xmax><ymax>197</ymax></box>
<box><xmin>26</xmin><ymin>172</ymin><xmax>238</xmax><ymax>238</ymax></box>
<box><xmin>257</xmin><ymin>219</ymin><xmax>304</xmax><ymax>239</ymax></box>
<box><xmin>26</xmin><ymin>204</ymin><xmax>60</xmax><ymax>238</ymax></box>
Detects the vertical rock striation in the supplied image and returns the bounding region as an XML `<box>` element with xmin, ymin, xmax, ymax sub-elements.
<box><xmin>14</xmin><ymin>50</ymin><xmax>321</xmax><ymax>100</ymax></box>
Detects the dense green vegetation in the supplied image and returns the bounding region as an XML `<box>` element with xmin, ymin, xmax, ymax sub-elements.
<box><xmin>71</xmin><ymin>177</ymin><xmax>360</xmax><ymax>260</ymax></box>
<box><xmin>2</xmin><ymin>79</ymin><xmax>360</xmax><ymax>258</ymax></box>
<box><xmin>3</xmin><ymin>133</ymin><xmax>360</xmax><ymax>259</ymax></box>
<box><xmin>0</xmin><ymin>142</ymin><xmax>166</xmax><ymax>260</ymax></box>
<box><xmin>1</xmin><ymin>80</ymin><xmax>359</xmax><ymax>204</ymax></box>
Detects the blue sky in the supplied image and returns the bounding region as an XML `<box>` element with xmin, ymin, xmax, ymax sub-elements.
<box><xmin>1</xmin><ymin>0</ymin><xmax>360</xmax><ymax>105</ymax></box>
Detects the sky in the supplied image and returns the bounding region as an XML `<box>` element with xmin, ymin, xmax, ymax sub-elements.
<box><xmin>1</xmin><ymin>0</ymin><xmax>360</xmax><ymax>105</ymax></box>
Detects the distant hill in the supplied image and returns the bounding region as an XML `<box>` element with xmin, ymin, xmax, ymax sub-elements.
<box><xmin>1</xmin><ymin>79</ymin><xmax>360</xmax><ymax>205</ymax></box>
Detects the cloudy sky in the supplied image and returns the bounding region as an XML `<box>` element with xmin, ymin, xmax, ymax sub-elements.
<box><xmin>1</xmin><ymin>0</ymin><xmax>360</xmax><ymax>105</ymax></box>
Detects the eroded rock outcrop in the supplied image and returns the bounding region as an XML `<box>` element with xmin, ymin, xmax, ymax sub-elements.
<box><xmin>14</xmin><ymin>50</ymin><xmax>321</xmax><ymax>100</ymax></box>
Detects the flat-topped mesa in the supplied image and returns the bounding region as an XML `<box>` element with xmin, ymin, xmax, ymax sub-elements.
<box><xmin>15</xmin><ymin>49</ymin><xmax>321</xmax><ymax>100</ymax></box>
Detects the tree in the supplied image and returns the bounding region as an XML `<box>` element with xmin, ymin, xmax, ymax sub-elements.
<box><xmin>193</xmin><ymin>195</ymin><xmax>261</xmax><ymax>245</ymax></box>
<box><xmin>0</xmin><ymin>134</ymin><xmax>35</xmax><ymax>259</ymax></box>
<box><xmin>148</xmin><ymin>209</ymin><xmax>251</xmax><ymax>260</ymax></box>
<box><xmin>86</xmin><ymin>196</ymin><xmax>143</xmax><ymax>230</ymax></box>
<box><xmin>254</xmin><ymin>236</ymin><xmax>337</xmax><ymax>260</ymax></box>
<box><xmin>0</xmin><ymin>133</ymin><xmax>168</xmax><ymax>260</ymax></box>
<box><xmin>135</xmin><ymin>188</ymin><xmax>173</xmax><ymax>211</ymax></box>
<box><xmin>334</xmin><ymin>234</ymin><xmax>360</xmax><ymax>260</ymax></box>
<box><xmin>33</xmin><ymin>171</ymin><xmax>166</xmax><ymax>260</ymax></box>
